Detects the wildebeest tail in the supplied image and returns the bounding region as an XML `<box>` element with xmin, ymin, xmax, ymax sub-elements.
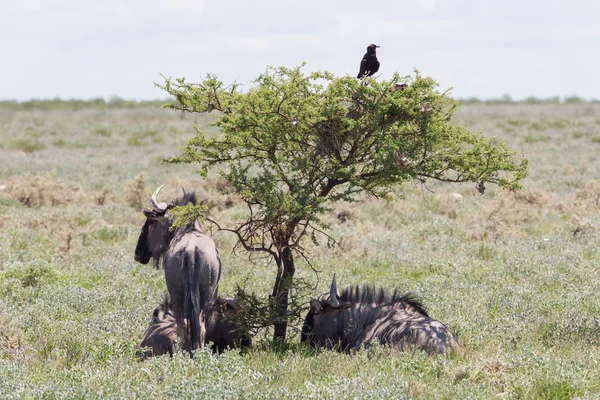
<box><xmin>184</xmin><ymin>251</ymin><xmax>202</xmax><ymax>350</ymax></box>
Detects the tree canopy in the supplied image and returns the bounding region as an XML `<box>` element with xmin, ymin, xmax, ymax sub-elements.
<box><xmin>157</xmin><ymin>64</ymin><xmax>528</xmax><ymax>340</ymax></box>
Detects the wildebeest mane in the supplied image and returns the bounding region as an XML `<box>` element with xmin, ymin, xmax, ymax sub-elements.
<box><xmin>173</xmin><ymin>191</ymin><xmax>199</xmax><ymax>207</ymax></box>
<box><xmin>170</xmin><ymin>191</ymin><xmax>208</xmax><ymax>234</ymax></box>
<box><xmin>337</xmin><ymin>285</ymin><xmax>429</xmax><ymax>317</ymax></box>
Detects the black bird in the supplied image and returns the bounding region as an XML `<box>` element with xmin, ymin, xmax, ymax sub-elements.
<box><xmin>357</xmin><ymin>44</ymin><xmax>380</xmax><ymax>78</ymax></box>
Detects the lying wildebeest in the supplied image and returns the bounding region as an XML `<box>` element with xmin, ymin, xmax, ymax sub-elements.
<box><xmin>134</xmin><ymin>185</ymin><xmax>221</xmax><ymax>351</ymax></box>
<box><xmin>136</xmin><ymin>296</ymin><xmax>251</xmax><ymax>358</ymax></box>
<box><xmin>136</xmin><ymin>299</ymin><xmax>178</xmax><ymax>358</ymax></box>
<box><xmin>301</xmin><ymin>277</ymin><xmax>460</xmax><ymax>354</ymax></box>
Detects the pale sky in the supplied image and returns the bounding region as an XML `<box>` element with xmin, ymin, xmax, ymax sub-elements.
<box><xmin>1</xmin><ymin>0</ymin><xmax>598</xmax><ymax>101</ymax></box>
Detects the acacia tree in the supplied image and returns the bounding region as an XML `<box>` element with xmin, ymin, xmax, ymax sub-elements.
<box><xmin>158</xmin><ymin>65</ymin><xmax>528</xmax><ymax>342</ymax></box>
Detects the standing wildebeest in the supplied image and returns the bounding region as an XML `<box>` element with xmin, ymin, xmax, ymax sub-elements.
<box><xmin>136</xmin><ymin>296</ymin><xmax>252</xmax><ymax>358</ymax></box>
<box><xmin>301</xmin><ymin>277</ymin><xmax>460</xmax><ymax>354</ymax></box>
<box><xmin>357</xmin><ymin>44</ymin><xmax>381</xmax><ymax>78</ymax></box>
<box><xmin>134</xmin><ymin>185</ymin><xmax>221</xmax><ymax>351</ymax></box>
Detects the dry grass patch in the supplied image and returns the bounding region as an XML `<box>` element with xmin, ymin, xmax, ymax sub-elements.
<box><xmin>572</xmin><ymin>180</ymin><xmax>600</xmax><ymax>211</ymax></box>
<box><xmin>3</xmin><ymin>174</ymin><xmax>85</xmax><ymax>207</ymax></box>
<box><xmin>124</xmin><ymin>174</ymin><xmax>146</xmax><ymax>209</ymax></box>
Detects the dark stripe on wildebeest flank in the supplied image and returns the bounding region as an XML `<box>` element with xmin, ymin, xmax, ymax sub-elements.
<box><xmin>301</xmin><ymin>277</ymin><xmax>460</xmax><ymax>354</ymax></box>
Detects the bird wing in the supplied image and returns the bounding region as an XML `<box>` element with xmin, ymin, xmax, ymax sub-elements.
<box><xmin>365</xmin><ymin>56</ymin><xmax>379</xmax><ymax>77</ymax></box>
<box><xmin>371</xmin><ymin>60</ymin><xmax>380</xmax><ymax>75</ymax></box>
<box><xmin>357</xmin><ymin>55</ymin><xmax>369</xmax><ymax>78</ymax></box>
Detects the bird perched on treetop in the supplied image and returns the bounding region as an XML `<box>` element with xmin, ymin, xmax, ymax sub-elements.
<box><xmin>357</xmin><ymin>44</ymin><xmax>380</xmax><ymax>79</ymax></box>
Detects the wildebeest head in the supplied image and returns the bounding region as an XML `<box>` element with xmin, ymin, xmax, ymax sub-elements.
<box><xmin>206</xmin><ymin>297</ymin><xmax>252</xmax><ymax>352</ymax></box>
<box><xmin>301</xmin><ymin>276</ymin><xmax>460</xmax><ymax>354</ymax></box>
<box><xmin>134</xmin><ymin>185</ymin><xmax>198</xmax><ymax>268</ymax></box>
<box><xmin>301</xmin><ymin>275</ymin><xmax>345</xmax><ymax>347</ymax></box>
<box><xmin>136</xmin><ymin>296</ymin><xmax>251</xmax><ymax>358</ymax></box>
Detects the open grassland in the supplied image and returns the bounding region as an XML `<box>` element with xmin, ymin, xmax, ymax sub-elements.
<box><xmin>0</xmin><ymin>104</ymin><xmax>599</xmax><ymax>399</ymax></box>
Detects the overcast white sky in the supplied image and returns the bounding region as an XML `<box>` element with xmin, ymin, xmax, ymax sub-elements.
<box><xmin>1</xmin><ymin>0</ymin><xmax>598</xmax><ymax>101</ymax></box>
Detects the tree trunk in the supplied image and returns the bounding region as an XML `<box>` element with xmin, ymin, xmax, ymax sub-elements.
<box><xmin>272</xmin><ymin>245</ymin><xmax>295</xmax><ymax>342</ymax></box>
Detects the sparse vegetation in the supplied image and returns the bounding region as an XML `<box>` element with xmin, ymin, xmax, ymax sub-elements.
<box><xmin>458</xmin><ymin>95</ymin><xmax>598</xmax><ymax>105</ymax></box>
<box><xmin>0</xmin><ymin>97</ymin><xmax>170</xmax><ymax>111</ymax></box>
<box><xmin>8</xmin><ymin>139</ymin><xmax>46</xmax><ymax>153</ymax></box>
<box><xmin>0</xmin><ymin>101</ymin><xmax>599</xmax><ymax>398</ymax></box>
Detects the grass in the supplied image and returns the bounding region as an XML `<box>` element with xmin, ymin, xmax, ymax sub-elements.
<box><xmin>0</xmin><ymin>104</ymin><xmax>599</xmax><ymax>398</ymax></box>
<box><xmin>7</xmin><ymin>139</ymin><xmax>46</xmax><ymax>153</ymax></box>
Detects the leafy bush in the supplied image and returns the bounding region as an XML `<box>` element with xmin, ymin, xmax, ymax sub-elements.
<box><xmin>2</xmin><ymin>262</ymin><xmax>57</xmax><ymax>288</ymax></box>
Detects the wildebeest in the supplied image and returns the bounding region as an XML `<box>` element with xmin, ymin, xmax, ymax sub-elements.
<box><xmin>134</xmin><ymin>185</ymin><xmax>221</xmax><ymax>351</ymax></box>
<box><xmin>357</xmin><ymin>44</ymin><xmax>381</xmax><ymax>79</ymax></box>
<box><xmin>136</xmin><ymin>298</ymin><xmax>177</xmax><ymax>358</ymax></box>
<box><xmin>301</xmin><ymin>277</ymin><xmax>460</xmax><ymax>354</ymax></box>
<box><xmin>136</xmin><ymin>296</ymin><xmax>252</xmax><ymax>358</ymax></box>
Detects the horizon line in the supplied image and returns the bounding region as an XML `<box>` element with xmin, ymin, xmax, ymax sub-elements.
<box><xmin>0</xmin><ymin>94</ymin><xmax>597</xmax><ymax>104</ymax></box>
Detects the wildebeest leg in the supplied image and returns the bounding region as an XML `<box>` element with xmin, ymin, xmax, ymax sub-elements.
<box><xmin>184</xmin><ymin>248</ymin><xmax>207</xmax><ymax>351</ymax></box>
<box><xmin>195</xmin><ymin>248</ymin><xmax>220</xmax><ymax>350</ymax></box>
<box><xmin>165</xmin><ymin>255</ymin><xmax>187</xmax><ymax>351</ymax></box>
<box><xmin>199</xmin><ymin>309</ymin><xmax>206</xmax><ymax>349</ymax></box>
<box><xmin>176</xmin><ymin>319</ymin><xmax>194</xmax><ymax>355</ymax></box>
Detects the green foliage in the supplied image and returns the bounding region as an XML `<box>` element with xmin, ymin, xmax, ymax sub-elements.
<box><xmin>169</xmin><ymin>202</ymin><xmax>209</xmax><ymax>230</ymax></box>
<box><xmin>233</xmin><ymin>277</ymin><xmax>313</xmax><ymax>338</ymax></box>
<box><xmin>1</xmin><ymin>262</ymin><xmax>58</xmax><ymax>289</ymax></box>
<box><xmin>158</xmin><ymin>65</ymin><xmax>527</xmax><ymax>253</ymax></box>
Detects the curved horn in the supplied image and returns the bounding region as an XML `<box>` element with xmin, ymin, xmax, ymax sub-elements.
<box><xmin>150</xmin><ymin>184</ymin><xmax>173</xmax><ymax>212</ymax></box>
<box><xmin>181</xmin><ymin>187</ymin><xmax>187</xmax><ymax>197</ymax></box>
<box><xmin>150</xmin><ymin>184</ymin><xmax>164</xmax><ymax>209</ymax></box>
<box><xmin>327</xmin><ymin>275</ymin><xmax>340</xmax><ymax>308</ymax></box>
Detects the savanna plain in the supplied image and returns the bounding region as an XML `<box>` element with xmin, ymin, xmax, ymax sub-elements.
<box><xmin>0</xmin><ymin>102</ymin><xmax>599</xmax><ymax>399</ymax></box>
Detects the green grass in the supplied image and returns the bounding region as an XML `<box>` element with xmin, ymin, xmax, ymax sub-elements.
<box><xmin>0</xmin><ymin>104</ymin><xmax>599</xmax><ymax>398</ymax></box>
<box><xmin>92</xmin><ymin>127</ymin><xmax>111</xmax><ymax>137</ymax></box>
<box><xmin>7</xmin><ymin>138</ymin><xmax>46</xmax><ymax>153</ymax></box>
<box><xmin>522</xmin><ymin>134</ymin><xmax>549</xmax><ymax>143</ymax></box>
